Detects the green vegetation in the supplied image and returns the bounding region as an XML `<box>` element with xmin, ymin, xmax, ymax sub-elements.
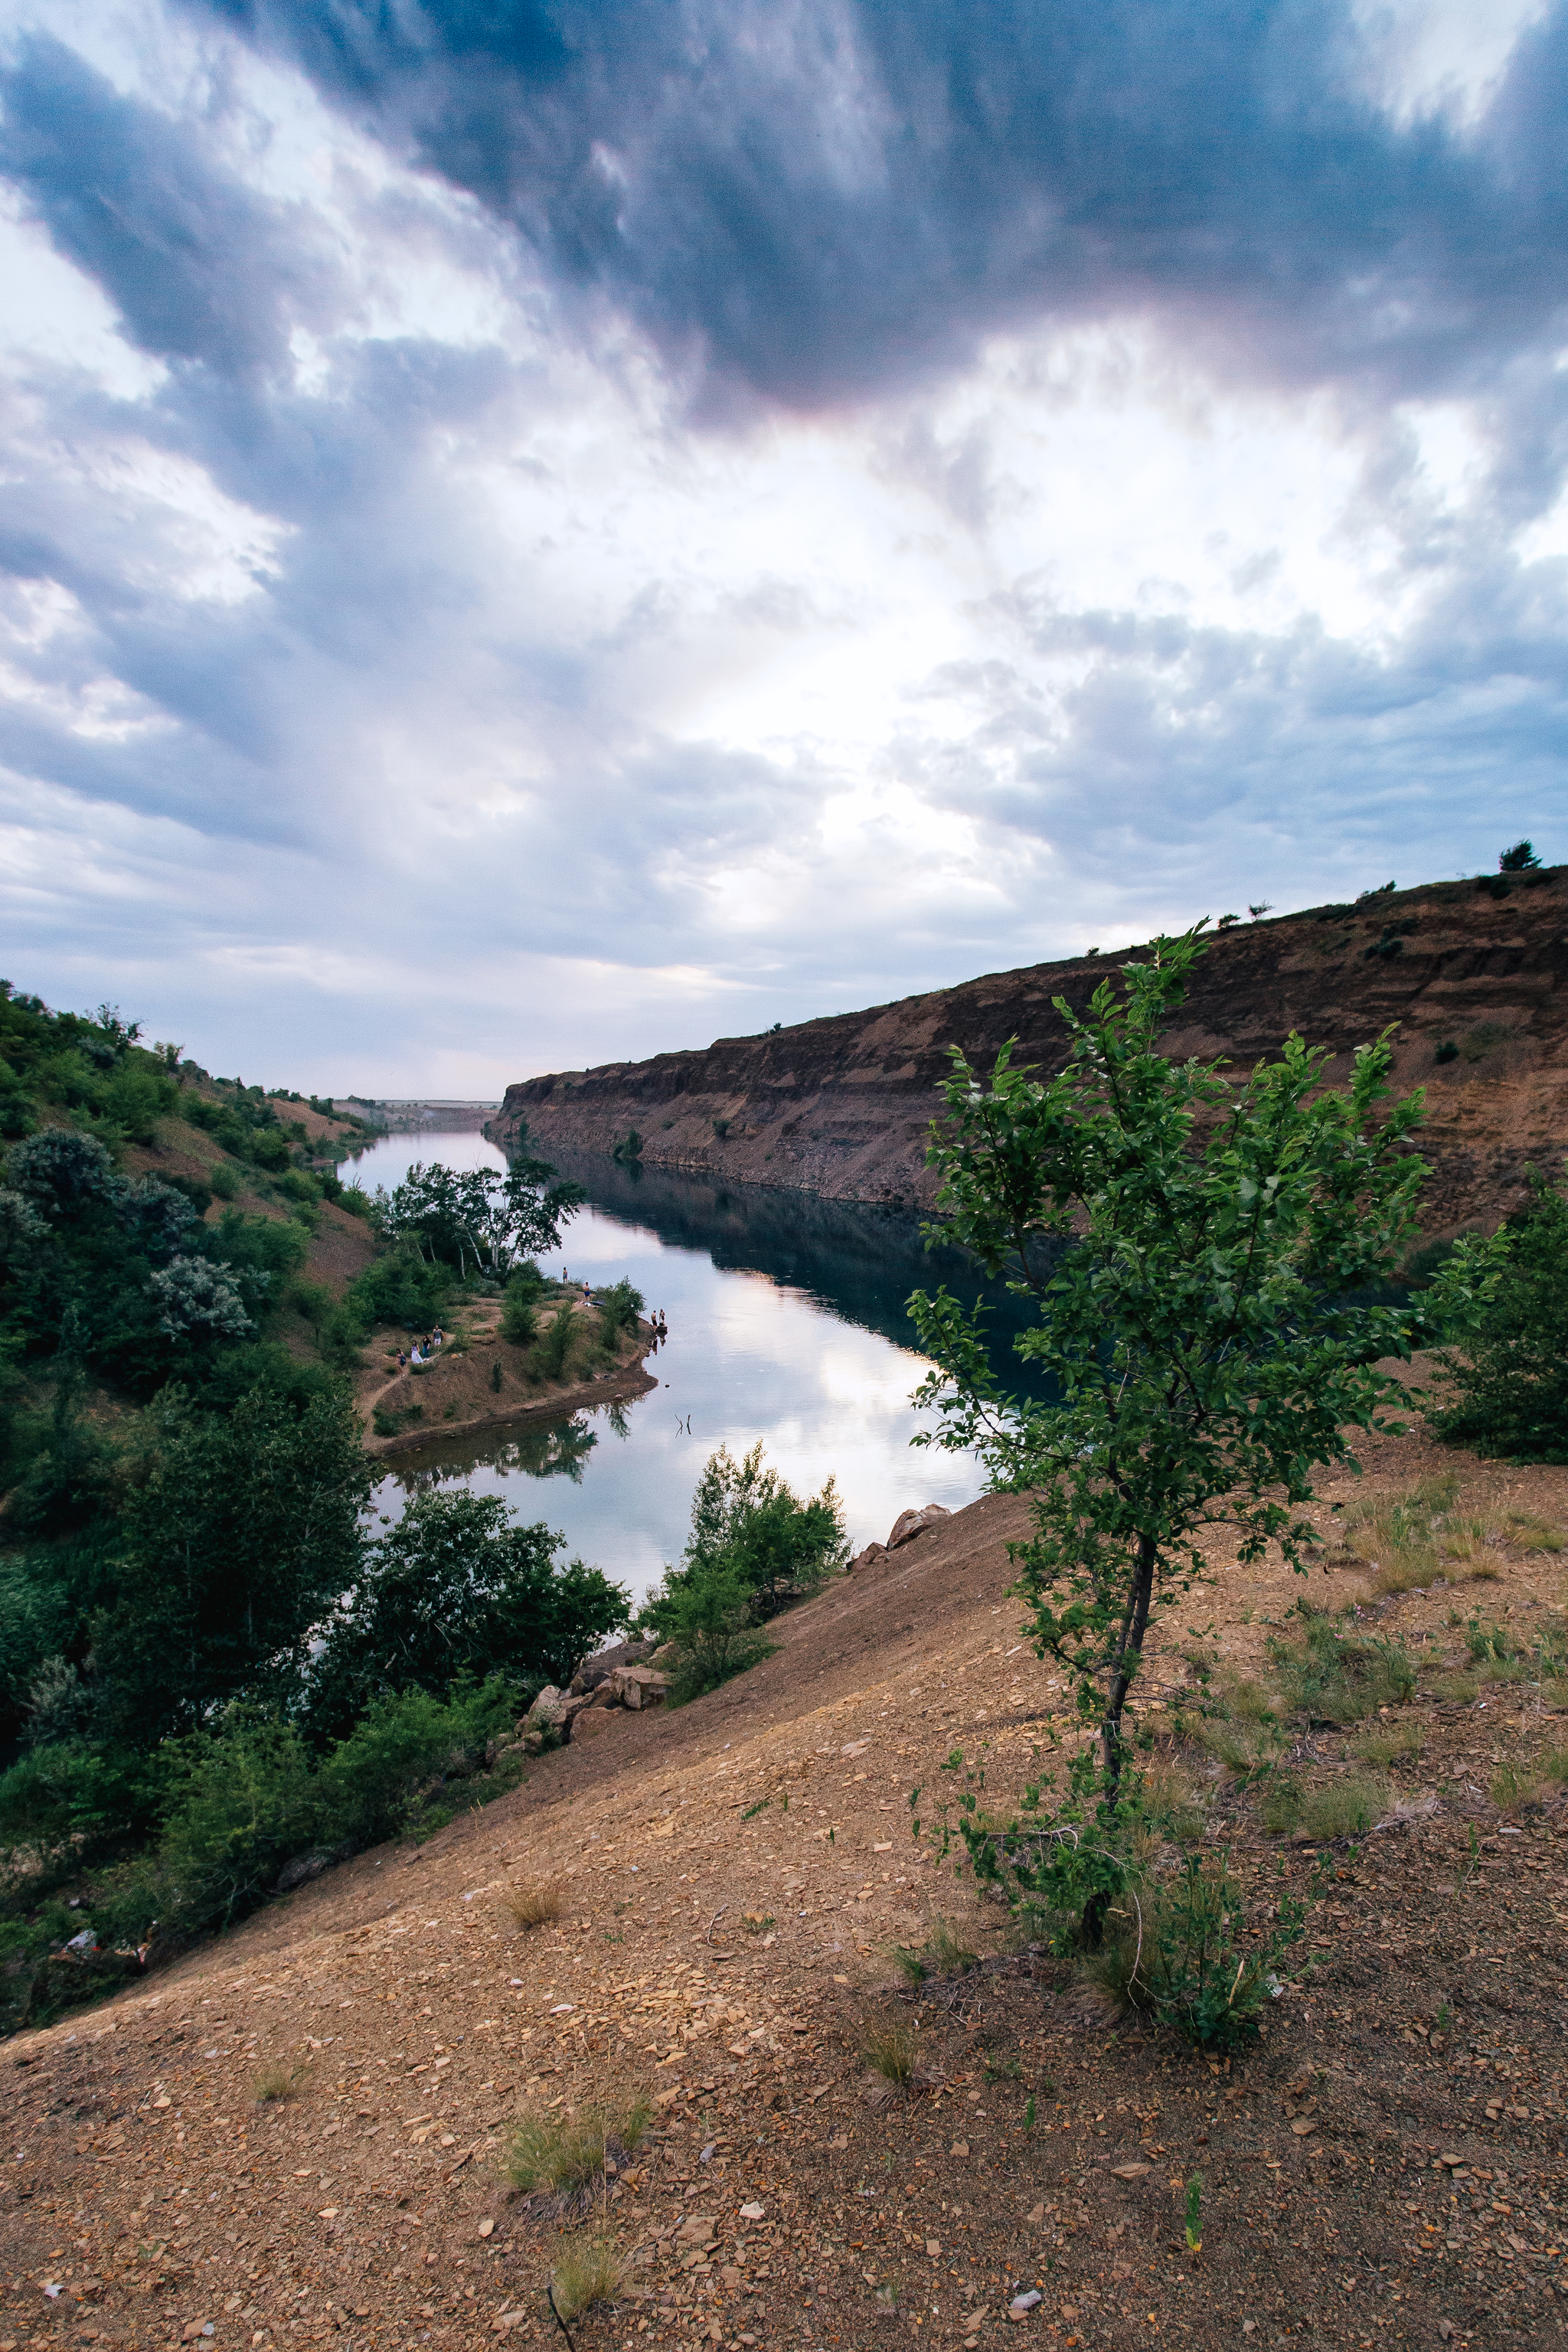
<box><xmin>0</xmin><ymin>977</ymin><xmax>630</xmax><ymax>2034</ymax></box>
<box><xmin>907</xmin><ymin>926</ymin><xmax>1501</xmax><ymax>1955</ymax></box>
<box><xmin>504</xmin><ymin>2096</ymin><xmax>652</xmax><ymax>2194</ymax></box>
<box><xmin>642</xmin><ymin>1442</ymin><xmax>846</xmax><ymax>1701</ymax></box>
<box><xmin>1430</xmin><ymin>1171</ymin><xmax>1568</xmax><ymax>1461</ymax></box>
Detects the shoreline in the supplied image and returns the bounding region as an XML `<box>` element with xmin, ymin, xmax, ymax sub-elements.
<box><xmin>364</xmin><ymin>1354</ymin><xmax>659</xmax><ymax>1460</ymax></box>
<box><xmin>358</xmin><ymin>1310</ymin><xmax>663</xmax><ymax>1461</ymax></box>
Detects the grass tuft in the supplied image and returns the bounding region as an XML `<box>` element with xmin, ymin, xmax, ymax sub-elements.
<box><xmin>504</xmin><ymin>2096</ymin><xmax>652</xmax><ymax>2196</ymax></box>
<box><xmin>1299</xmin><ymin>1772</ymin><xmax>1391</xmax><ymax>1840</ymax></box>
<box><xmin>550</xmin><ymin>2234</ymin><xmax>626</xmax><ymax>2322</ymax></box>
<box><xmin>499</xmin><ymin>1881</ymin><xmax>564</xmax><ymax>1931</ymax></box>
<box><xmin>863</xmin><ymin>2019</ymin><xmax>916</xmax><ymax>2086</ymax></box>
<box><xmin>253</xmin><ymin>2063</ymin><xmax>303</xmax><ymax>2104</ymax></box>
<box><xmin>1350</xmin><ymin>1720</ymin><xmax>1426</xmax><ymax>1764</ymax></box>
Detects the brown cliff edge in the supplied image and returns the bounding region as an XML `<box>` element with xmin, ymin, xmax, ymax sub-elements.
<box><xmin>490</xmin><ymin>870</ymin><xmax>1568</xmax><ymax>1236</ymax></box>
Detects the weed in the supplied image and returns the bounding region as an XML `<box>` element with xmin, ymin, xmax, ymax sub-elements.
<box><xmin>983</xmin><ymin>2052</ymin><xmax>1023</xmax><ymax>2082</ymax></box>
<box><xmin>489</xmin><ymin>1361</ymin><xmax>503</xmax><ymax>1393</ymax></box>
<box><xmin>864</xmin><ymin>2020</ymin><xmax>916</xmax><ymax>2086</ymax></box>
<box><xmin>1184</xmin><ymin>2174</ymin><xmax>1204</xmax><ymax>2255</ymax></box>
<box><xmin>1464</xmin><ymin>1612</ymin><xmax>1518</xmax><ymax>1668</ymax></box>
<box><xmin>740</xmin><ymin>1910</ymin><xmax>775</xmax><ymax>1936</ymax></box>
<box><xmin>499</xmin><ymin>1881</ymin><xmax>563</xmax><ymax>1932</ymax></box>
<box><xmin>1300</xmin><ymin>1773</ymin><xmax>1390</xmax><ymax>1840</ymax></box>
<box><xmin>550</xmin><ymin>2235</ymin><xmax>626</xmax><ymax>2322</ymax></box>
<box><xmin>1435</xmin><ymin>2001</ymin><xmax>1452</xmax><ymax>2036</ymax></box>
<box><xmin>253</xmin><ymin>2063</ymin><xmax>303</xmax><ymax>2104</ymax></box>
<box><xmin>740</xmin><ymin>1798</ymin><xmax>771</xmax><ymax>1821</ymax></box>
<box><xmin>925</xmin><ymin>1916</ymin><xmax>980</xmax><ymax>1974</ymax></box>
<box><xmin>1429</xmin><ymin>1671</ymin><xmax>1479</xmax><ymax>1704</ymax></box>
<box><xmin>1024</xmin><ymin>2096</ymin><xmax>1036</xmax><ymax>2132</ymax></box>
<box><xmin>504</xmin><ymin>2096</ymin><xmax>652</xmax><ymax>2195</ymax></box>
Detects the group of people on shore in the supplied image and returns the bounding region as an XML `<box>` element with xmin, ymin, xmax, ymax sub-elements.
<box><xmin>397</xmin><ymin>1327</ymin><xmax>443</xmax><ymax>1373</ymax></box>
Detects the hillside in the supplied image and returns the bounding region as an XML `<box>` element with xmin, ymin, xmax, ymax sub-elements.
<box><xmin>2</xmin><ymin>1416</ymin><xmax>1564</xmax><ymax>2352</ymax></box>
<box><xmin>492</xmin><ymin>871</ymin><xmax>1568</xmax><ymax>1234</ymax></box>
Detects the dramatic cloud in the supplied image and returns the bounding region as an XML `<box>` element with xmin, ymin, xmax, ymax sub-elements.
<box><xmin>0</xmin><ymin>1</ymin><xmax>1563</xmax><ymax>1089</ymax></box>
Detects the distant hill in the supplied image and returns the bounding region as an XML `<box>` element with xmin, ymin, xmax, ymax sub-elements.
<box><xmin>492</xmin><ymin>869</ymin><xmax>1568</xmax><ymax>1237</ymax></box>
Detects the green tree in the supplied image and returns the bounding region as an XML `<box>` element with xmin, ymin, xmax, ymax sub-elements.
<box><xmin>1429</xmin><ymin>1169</ymin><xmax>1568</xmax><ymax>1461</ymax></box>
<box><xmin>93</xmin><ymin>1384</ymin><xmax>373</xmax><ymax>1742</ymax></box>
<box><xmin>303</xmin><ymin>1490</ymin><xmax>628</xmax><ymax>1740</ymax></box>
<box><xmin>909</xmin><ymin>929</ymin><xmax>1501</xmax><ymax>1940</ymax></box>
<box><xmin>677</xmin><ymin>1441</ymin><xmax>846</xmax><ymax>1619</ymax></box>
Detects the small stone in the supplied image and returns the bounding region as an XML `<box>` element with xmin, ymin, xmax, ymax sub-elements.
<box><xmin>926</xmin><ymin>2239</ymin><xmax>942</xmax><ymax>2258</ymax></box>
<box><xmin>1289</xmin><ymin>2118</ymin><xmax>1318</xmax><ymax>2138</ymax></box>
<box><xmin>478</xmin><ymin>2219</ymin><xmax>495</xmax><ymax>2239</ymax></box>
<box><xmin>1009</xmin><ymin>2291</ymin><xmax>1043</xmax><ymax>2318</ymax></box>
<box><xmin>950</xmin><ymin>2139</ymin><xmax>969</xmax><ymax>2158</ymax></box>
<box><xmin>740</xmin><ymin>2202</ymin><xmax>765</xmax><ymax>2221</ymax></box>
<box><xmin>1110</xmin><ymin>2162</ymin><xmax>1152</xmax><ymax>2179</ymax></box>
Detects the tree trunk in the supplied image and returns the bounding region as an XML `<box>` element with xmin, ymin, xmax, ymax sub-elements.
<box><xmin>1083</xmin><ymin>1530</ymin><xmax>1158</xmax><ymax>1948</ymax></box>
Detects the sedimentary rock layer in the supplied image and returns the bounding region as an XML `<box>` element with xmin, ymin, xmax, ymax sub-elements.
<box><xmin>492</xmin><ymin>872</ymin><xmax>1568</xmax><ymax>1233</ymax></box>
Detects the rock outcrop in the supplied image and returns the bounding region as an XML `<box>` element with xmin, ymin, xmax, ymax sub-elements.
<box><xmin>490</xmin><ymin>869</ymin><xmax>1568</xmax><ymax>1235</ymax></box>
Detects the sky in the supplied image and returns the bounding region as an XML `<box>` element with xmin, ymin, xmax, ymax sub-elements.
<box><xmin>1</xmin><ymin>0</ymin><xmax>1565</xmax><ymax>1096</ymax></box>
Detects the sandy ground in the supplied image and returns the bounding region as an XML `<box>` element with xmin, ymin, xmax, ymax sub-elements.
<box><xmin>2</xmin><ymin>1417</ymin><xmax>1566</xmax><ymax>2352</ymax></box>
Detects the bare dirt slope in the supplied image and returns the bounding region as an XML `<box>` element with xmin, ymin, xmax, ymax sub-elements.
<box><xmin>3</xmin><ymin>1425</ymin><xmax>1565</xmax><ymax>2352</ymax></box>
<box><xmin>492</xmin><ymin>871</ymin><xmax>1568</xmax><ymax>1233</ymax></box>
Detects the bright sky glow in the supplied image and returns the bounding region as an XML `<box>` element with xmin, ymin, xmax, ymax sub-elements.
<box><xmin>0</xmin><ymin>0</ymin><xmax>1563</xmax><ymax>1088</ymax></box>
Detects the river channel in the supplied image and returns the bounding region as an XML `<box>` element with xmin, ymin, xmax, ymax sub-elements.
<box><xmin>349</xmin><ymin>1132</ymin><xmax>1036</xmax><ymax>1603</ymax></box>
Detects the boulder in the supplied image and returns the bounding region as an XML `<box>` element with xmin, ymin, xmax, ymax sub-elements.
<box><xmin>848</xmin><ymin>1540</ymin><xmax>888</xmax><ymax>1572</ymax></box>
<box><xmin>568</xmin><ymin>1638</ymin><xmax>658</xmax><ymax>1697</ymax></box>
<box><xmin>517</xmin><ymin>1684</ymin><xmax>570</xmax><ymax>1753</ymax></box>
<box><xmin>886</xmin><ymin>1504</ymin><xmax>952</xmax><ymax>1550</ymax></box>
<box><xmin>603</xmin><ymin>1665</ymin><xmax>669</xmax><ymax>1711</ymax></box>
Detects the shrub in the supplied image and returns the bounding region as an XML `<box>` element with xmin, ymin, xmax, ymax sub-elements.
<box><xmin>208</xmin><ymin>1162</ymin><xmax>240</xmax><ymax>1201</ymax></box>
<box><xmin>537</xmin><ymin>1303</ymin><xmax>577</xmax><ymax>1377</ymax></box>
<box><xmin>597</xmin><ymin>1276</ymin><xmax>645</xmax><ymax>1336</ymax></box>
<box><xmin>1089</xmin><ymin>1857</ymin><xmax>1307</xmax><ymax>2050</ymax></box>
<box><xmin>303</xmin><ymin>1490</ymin><xmax>626</xmax><ymax>1740</ymax></box>
<box><xmin>315</xmin><ymin>1677</ymin><xmax>520</xmax><ymax>1848</ymax></box>
<box><xmin>151</xmin><ymin>1710</ymin><xmax>320</xmax><ymax>1932</ymax></box>
<box><xmin>1431</xmin><ymin>1173</ymin><xmax>1568</xmax><ymax>1462</ymax></box>
<box><xmin>500</xmin><ymin>1288</ymin><xmax>538</xmax><ymax>1346</ymax></box>
<box><xmin>647</xmin><ymin>1560</ymin><xmax>776</xmax><ymax>1703</ymax></box>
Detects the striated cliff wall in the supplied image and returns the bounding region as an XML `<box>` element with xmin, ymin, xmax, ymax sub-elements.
<box><xmin>490</xmin><ymin>871</ymin><xmax>1568</xmax><ymax>1233</ymax></box>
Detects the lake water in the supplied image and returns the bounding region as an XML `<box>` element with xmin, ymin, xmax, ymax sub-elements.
<box><xmin>346</xmin><ymin>1131</ymin><xmax>1031</xmax><ymax>1603</ymax></box>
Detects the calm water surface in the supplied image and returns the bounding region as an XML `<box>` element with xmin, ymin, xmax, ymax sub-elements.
<box><xmin>348</xmin><ymin>1132</ymin><xmax>1030</xmax><ymax>1602</ymax></box>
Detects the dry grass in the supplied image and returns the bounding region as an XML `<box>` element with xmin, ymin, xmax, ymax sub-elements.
<box><xmin>863</xmin><ymin>2018</ymin><xmax>917</xmax><ymax>2086</ymax></box>
<box><xmin>253</xmin><ymin>2063</ymin><xmax>303</xmax><ymax>2105</ymax></box>
<box><xmin>1299</xmin><ymin>1772</ymin><xmax>1392</xmax><ymax>1841</ymax></box>
<box><xmin>550</xmin><ymin>2234</ymin><xmax>626</xmax><ymax>2323</ymax></box>
<box><xmin>1350</xmin><ymin>1720</ymin><xmax>1426</xmax><ymax>1764</ymax></box>
<box><xmin>1335</xmin><ymin>1475</ymin><xmax>1514</xmax><ymax>1596</ymax></box>
<box><xmin>503</xmin><ymin>2096</ymin><xmax>652</xmax><ymax>2196</ymax></box>
<box><xmin>1507</xmin><ymin>1515</ymin><xmax>1565</xmax><ymax>1555</ymax></box>
<box><xmin>499</xmin><ymin>1880</ymin><xmax>564</xmax><ymax>1932</ymax></box>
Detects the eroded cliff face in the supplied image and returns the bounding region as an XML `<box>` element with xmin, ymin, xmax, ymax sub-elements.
<box><xmin>491</xmin><ymin>872</ymin><xmax>1568</xmax><ymax>1233</ymax></box>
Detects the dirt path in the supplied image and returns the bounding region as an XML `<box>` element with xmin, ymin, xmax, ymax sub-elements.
<box><xmin>2</xmin><ymin>1436</ymin><xmax>1566</xmax><ymax>2352</ymax></box>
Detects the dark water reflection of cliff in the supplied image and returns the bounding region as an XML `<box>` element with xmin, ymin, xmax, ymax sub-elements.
<box><xmin>543</xmin><ymin>1148</ymin><xmax>1053</xmax><ymax>1394</ymax></box>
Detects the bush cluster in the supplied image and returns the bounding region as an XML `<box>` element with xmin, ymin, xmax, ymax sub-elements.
<box><xmin>642</xmin><ymin>1442</ymin><xmax>847</xmax><ymax>1701</ymax></box>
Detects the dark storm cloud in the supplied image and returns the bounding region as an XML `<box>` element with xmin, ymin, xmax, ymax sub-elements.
<box><xmin>190</xmin><ymin>0</ymin><xmax>1568</xmax><ymax>410</ymax></box>
<box><xmin>0</xmin><ymin>33</ymin><xmax>330</xmax><ymax>375</ymax></box>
